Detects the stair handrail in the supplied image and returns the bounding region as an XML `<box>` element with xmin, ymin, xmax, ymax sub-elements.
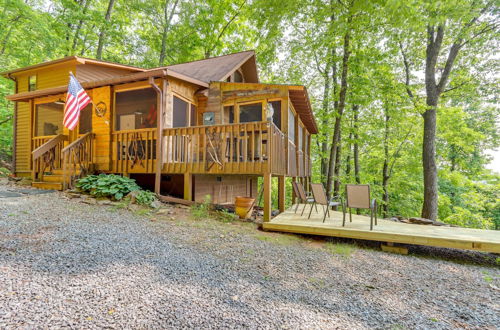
<box><xmin>32</xmin><ymin>134</ymin><xmax>67</xmax><ymax>160</ymax></box>
<box><xmin>62</xmin><ymin>132</ymin><xmax>95</xmax><ymax>190</ymax></box>
<box><xmin>31</xmin><ymin>134</ymin><xmax>68</xmax><ymax>182</ymax></box>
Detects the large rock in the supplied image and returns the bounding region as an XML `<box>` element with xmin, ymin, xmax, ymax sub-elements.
<box><xmin>408</xmin><ymin>217</ymin><xmax>434</xmax><ymax>225</ymax></box>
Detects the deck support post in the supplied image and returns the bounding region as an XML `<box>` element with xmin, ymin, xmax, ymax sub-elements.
<box><xmin>150</xmin><ymin>77</ymin><xmax>166</xmax><ymax>195</ymax></box>
<box><xmin>184</xmin><ymin>172</ymin><xmax>192</xmax><ymax>201</ymax></box>
<box><xmin>263</xmin><ymin>173</ymin><xmax>272</xmax><ymax>222</ymax></box>
<box><xmin>278</xmin><ymin>175</ymin><xmax>285</xmax><ymax>213</ymax></box>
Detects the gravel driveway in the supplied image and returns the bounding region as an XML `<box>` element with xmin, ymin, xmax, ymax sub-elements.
<box><xmin>1</xmin><ymin>180</ymin><xmax>499</xmax><ymax>329</ymax></box>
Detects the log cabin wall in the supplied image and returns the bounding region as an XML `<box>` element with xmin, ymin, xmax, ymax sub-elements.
<box><xmin>11</xmin><ymin>61</ymin><xmax>77</xmax><ymax>176</ymax></box>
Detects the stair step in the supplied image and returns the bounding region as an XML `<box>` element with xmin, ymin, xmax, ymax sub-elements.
<box><xmin>32</xmin><ymin>181</ymin><xmax>63</xmax><ymax>191</ymax></box>
<box><xmin>42</xmin><ymin>174</ymin><xmax>63</xmax><ymax>182</ymax></box>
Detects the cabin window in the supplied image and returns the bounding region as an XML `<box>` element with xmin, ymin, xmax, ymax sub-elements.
<box><xmin>288</xmin><ymin>107</ymin><xmax>295</xmax><ymax>142</ymax></box>
<box><xmin>233</xmin><ymin>70</ymin><xmax>243</xmax><ymax>83</ymax></box>
<box><xmin>78</xmin><ymin>104</ymin><xmax>92</xmax><ymax>134</ymax></box>
<box><xmin>239</xmin><ymin>103</ymin><xmax>262</xmax><ymax>123</ymax></box>
<box><xmin>269</xmin><ymin>100</ymin><xmax>281</xmax><ymax>129</ymax></box>
<box><xmin>173</xmin><ymin>96</ymin><xmax>188</xmax><ymax>128</ymax></box>
<box><xmin>190</xmin><ymin>104</ymin><xmax>197</xmax><ymax>126</ymax></box>
<box><xmin>224</xmin><ymin>106</ymin><xmax>234</xmax><ymax>124</ymax></box>
<box><xmin>35</xmin><ymin>102</ymin><xmax>64</xmax><ymax>136</ymax></box>
<box><xmin>115</xmin><ymin>88</ymin><xmax>157</xmax><ymax>130</ymax></box>
<box><xmin>29</xmin><ymin>75</ymin><xmax>37</xmax><ymax>91</ymax></box>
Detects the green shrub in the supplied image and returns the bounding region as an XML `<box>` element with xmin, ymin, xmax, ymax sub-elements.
<box><xmin>76</xmin><ymin>174</ymin><xmax>140</xmax><ymax>200</ymax></box>
<box><xmin>191</xmin><ymin>195</ymin><xmax>211</xmax><ymax>220</ymax></box>
<box><xmin>0</xmin><ymin>167</ymin><xmax>10</xmax><ymax>177</ymax></box>
<box><xmin>134</xmin><ymin>190</ymin><xmax>157</xmax><ymax>207</ymax></box>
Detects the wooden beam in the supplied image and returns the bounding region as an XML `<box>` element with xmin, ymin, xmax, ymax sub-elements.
<box><xmin>263</xmin><ymin>173</ymin><xmax>272</xmax><ymax>222</ymax></box>
<box><xmin>278</xmin><ymin>175</ymin><xmax>285</xmax><ymax>213</ymax></box>
<box><xmin>184</xmin><ymin>172</ymin><xmax>192</xmax><ymax>201</ymax></box>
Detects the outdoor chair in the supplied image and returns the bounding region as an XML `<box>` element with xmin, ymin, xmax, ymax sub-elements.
<box><xmin>308</xmin><ymin>183</ymin><xmax>344</xmax><ymax>223</ymax></box>
<box><xmin>292</xmin><ymin>181</ymin><xmax>317</xmax><ymax>216</ymax></box>
<box><xmin>344</xmin><ymin>184</ymin><xmax>377</xmax><ymax>230</ymax></box>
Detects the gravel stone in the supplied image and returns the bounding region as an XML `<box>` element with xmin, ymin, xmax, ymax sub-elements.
<box><xmin>0</xmin><ymin>179</ymin><xmax>498</xmax><ymax>329</ymax></box>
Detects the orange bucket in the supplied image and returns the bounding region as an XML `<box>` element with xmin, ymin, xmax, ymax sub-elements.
<box><xmin>235</xmin><ymin>196</ymin><xmax>255</xmax><ymax>219</ymax></box>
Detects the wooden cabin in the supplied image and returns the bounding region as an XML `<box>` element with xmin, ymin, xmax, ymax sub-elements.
<box><xmin>2</xmin><ymin>50</ymin><xmax>317</xmax><ymax>221</ymax></box>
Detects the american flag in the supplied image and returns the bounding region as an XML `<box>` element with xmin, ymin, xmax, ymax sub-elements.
<box><xmin>63</xmin><ymin>73</ymin><xmax>91</xmax><ymax>130</ymax></box>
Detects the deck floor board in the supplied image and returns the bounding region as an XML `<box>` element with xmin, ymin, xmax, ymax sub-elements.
<box><xmin>263</xmin><ymin>205</ymin><xmax>500</xmax><ymax>253</ymax></box>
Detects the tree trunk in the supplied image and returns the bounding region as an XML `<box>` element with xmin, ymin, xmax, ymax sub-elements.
<box><xmin>96</xmin><ymin>0</ymin><xmax>115</xmax><ymax>60</ymax></box>
<box><xmin>333</xmin><ymin>135</ymin><xmax>342</xmax><ymax>196</ymax></box>
<box><xmin>159</xmin><ymin>0</ymin><xmax>179</xmax><ymax>66</ymax></box>
<box><xmin>382</xmin><ymin>107</ymin><xmax>390</xmax><ymax>218</ymax></box>
<box><xmin>71</xmin><ymin>0</ymin><xmax>91</xmax><ymax>53</ymax></box>
<box><xmin>421</xmin><ymin>102</ymin><xmax>438</xmax><ymax>220</ymax></box>
<box><xmin>320</xmin><ymin>69</ymin><xmax>331</xmax><ymax>184</ymax></box>
<box><xmin>326</xmin><ymin>16</ymin><xmax>351</xmax><ymax>199</ymax></box>
<box><xmin>352</xmin><ymin>105</ymin><xmax>360</xmax><ymax>185</ymax></box>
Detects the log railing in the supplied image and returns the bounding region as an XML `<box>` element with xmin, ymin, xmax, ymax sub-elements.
<box><xmin>112</xmin><ymin>128</ymin><xmax>157</xmax><ymax>173</ymax></box>
<box><xmin>61</xmin><ymin>132</ymin><xmax>95</xmax><ymax>189</ymax></box>
<box><xmin>32</xmin><ymin>134</ymin><xmax>67</xmax><ymax>181</ymax></box>
<box><xmin>162</xmin><ymin>121</ymin><xmax>284</xmax><ymax>175</ymax></box>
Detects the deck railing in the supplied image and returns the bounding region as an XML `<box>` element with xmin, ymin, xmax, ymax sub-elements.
<box><xmin>162</xmin><ymin>121</ymin><xmax>285</xmax><ymax>175</ymax></box>
<box><xmin>32</xmin><ymin>134</ymin><xmax>67</xmax><ymax>181</ymax></box>
<box><xmin>111</xmin><ymin>128</ymin><xmax>157</xmax><ymax>173</ymax></box>
<box><xmin>62</xmin><ymin>132</ymin><xmax>95</xmax><ymax>189</ymax></box>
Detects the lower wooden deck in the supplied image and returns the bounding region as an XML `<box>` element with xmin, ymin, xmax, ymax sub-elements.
<box><xmin>263</xmin><ymin>205</ymin><xmax>500</xmax><ymax>253</ymax></box>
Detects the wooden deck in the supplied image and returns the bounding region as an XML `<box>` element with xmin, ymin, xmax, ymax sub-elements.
<box><xmin>263</xmin><ymin>205</ymin><xmax>500</xmax><ymax>253</ymax></box>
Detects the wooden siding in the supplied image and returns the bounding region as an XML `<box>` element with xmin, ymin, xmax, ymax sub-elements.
<box><xmin>91</xmin><ymin>86</ymin><xmax>112</xmax><ymax>171</ymax></box>
<box><xmin>15</xmin><ymin>101</ymin><xmax>31</xmax><ymax>173</ymax></box>
<box><xmin>194</xmin><ymin>175</ymin><xmax>257</xmax><ymax>204</ymax></box>
<box><xmin>76</xmin><ymin>63</ymin><xmax>137</xmax><ymax>82</ymax></box>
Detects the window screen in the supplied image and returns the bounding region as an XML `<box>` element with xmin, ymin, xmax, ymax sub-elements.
<box><xmin>190</xmin><ymin>104</ymin><xmax>197</xmax><ymax>126</ymax></box>
<box><xmin>269</xmin><ymin>100</ymin><xmax>281</xmax><ymax>129</ymax></box>
<box><xmin>173</xmin><ymin>96</ymin><xmax>188</xmax><ymax>128</ymax></box>
<box><xmin>288</xmin><ymin>107</ymin><xmax>295</xmax><ymax>142</ymax></box>
<box><xmin>115</xmin><ymin>88</ymin><xmax>157</xmax><ymax>130</ymax></box>
<box><xmin>35</xmin><ymin>102</ymin><xmax>64</xmax><ymax>136</ymax></box>
<box><xmin>239</xmin><ymin>103</ymin><xmax>262</xmax><ymax>123</ymax></box>
<box><xmin>78</xmin><ymin>104</ymin><xmax>92</xmax><ymax>134</ymax></box>
<box><xmin>298</xmin><ymin>125</ymin><xmax>303</xmax><ymax>150</ymax></box>
<box><xmin>224</xmin><ymin>106</ymin><xmax>234</xmax><ymax>123</ymax></box>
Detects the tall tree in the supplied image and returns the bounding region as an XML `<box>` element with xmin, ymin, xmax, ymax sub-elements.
<box><xmin>96</xmin><ymin>0</ymin><xmax>115</xmax><ymax>59</ymax></box>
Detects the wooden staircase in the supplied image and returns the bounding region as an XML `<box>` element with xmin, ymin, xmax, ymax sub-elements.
<box><xmin>31</xmin><ymin>133</ymin><xmax>94</xmax><ymax>191</ymax></box>
<box><xmin>32</xmin><ymin>169</ymin><xmax>65</xmax><ymax>190</ymax></box>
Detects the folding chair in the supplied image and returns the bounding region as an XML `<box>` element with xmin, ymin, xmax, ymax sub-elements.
<box><xmin>308</xmin><ymin>183</ymin><xmax>344</xmax><ymax>223</ymax></box>
<box><xmin>344</xmin><ymin>184</ymin><xmax>377</xmax><ymax>230</ymax></box>
<box><xmin>292</xmin><ymin>181</ymin><xmax>317</xmax><ymax>216</ymax></box>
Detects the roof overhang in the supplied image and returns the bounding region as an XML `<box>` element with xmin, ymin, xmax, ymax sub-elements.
<box><xmin>0</xmin><ymin>56</ymin><xmax>145</xmax><ymax>77</ymax></box>
<box><xmin>289</xmin><ymin>86</ymin><xmax>318</xmax><ymax>134</ymax></box>
<box><xmin>5</xmin><ymin>69</ymin><xmax>209</xmax><ymax>102</ymax></box>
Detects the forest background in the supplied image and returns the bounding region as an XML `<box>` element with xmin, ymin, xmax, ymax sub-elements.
<box><xmin>0</xmin><ymin>0</ymin><xmax>498</xmax><ymax>229</ymax></box>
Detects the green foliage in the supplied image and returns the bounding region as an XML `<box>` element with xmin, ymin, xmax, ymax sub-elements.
<box><xmin>190</xmin><ymin>195</ymin><xmax>212</xmax><ymax>220</ymax></box>
<box><xmin>76</xmin><ymin>174</ymin><xmax>140</xmax><ymax>200</ymax></box>
<box><xmin>324</xmin><ymin>242</ymin><xmax>354</xmax><ymax>258</ymax></box>
<box><xmin>0</xmin><ymin>167</ymin><xmax>11</xmax><ymax>177</ymax></box>
<box><xmin>134</xmin><ymin>190</ymin><xmax>157</xmax><ymax>207</ymax></box>
<box><xmin>0</xmin><ymin>0</ymin><xmax>498</xmax><ymax>230</ymax></box>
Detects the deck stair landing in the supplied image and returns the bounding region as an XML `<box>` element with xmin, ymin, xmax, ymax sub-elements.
<box><xmin>263</xmin><ymin>206</ymin><xmax>500</xmax><ymax>254</ymax></box>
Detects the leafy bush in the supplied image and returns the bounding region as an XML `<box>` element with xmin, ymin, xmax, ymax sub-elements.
<box><xmin>0</xmin><ymin>167</ymin><xmax>11</xmax><ymax>177</ymax></box>
<box><xmin>76</xmin><ymin>174</ymin><xmax>140</xmax><ymax>200</ymax></box>
<box><xmin>134</xmin><ymin>190</ymin><xmax>157</xmax><ymax>207</ymax></box>
<box><xmin>191</xmin><ymin>195</ymin><xmax>211</xmax><ymax>220</ymax></box>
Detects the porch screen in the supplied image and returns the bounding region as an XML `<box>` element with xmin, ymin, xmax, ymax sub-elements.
<box><xmin>239</xmin><ymin>103</ymin><xmax>262</xmax><ymax>123</ymax></box>
<box><xmin>115</xmin><ymin>88</ymin><xmax>157</xmax><ymax>130</ymax></box>
<box><xmin>173</xmin><ymin>96</ymin><xmax>188</xmax><ymax>128</ymax></box>
<box><xmin>269</xmin><ymin>100</ymin><xmax>281</xmax><ymax>129</ymax></box>
<box><xmin>79</xmin><ymin>104</ymin><xmax>92</xmax><ymax>134</ymax></box>
<box><xmin>35</xmin><ymin>102</ymin><xmax>64</xmax><ymax>136</ymax></box>
<box><xmin>288</xmin><ymin>107</ymin><xmax>295</xmax><ymax>142</ymax></box>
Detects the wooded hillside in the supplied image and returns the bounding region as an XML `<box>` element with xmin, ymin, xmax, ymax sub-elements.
<box><xmin>0</xmin><ymin>0</ymin><xmax>498</xmax><ymax>229</ymax></box>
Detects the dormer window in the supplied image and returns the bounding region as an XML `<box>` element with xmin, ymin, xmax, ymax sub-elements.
<box><xmin>29</xmin><ymin>75</ymin><xmax>37</xmax><ymax>91</ymax></box>
<box><xmin>226</xmin><ymin>69</ymin><xmax>244</xmax><ymax>83</ymax></box>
